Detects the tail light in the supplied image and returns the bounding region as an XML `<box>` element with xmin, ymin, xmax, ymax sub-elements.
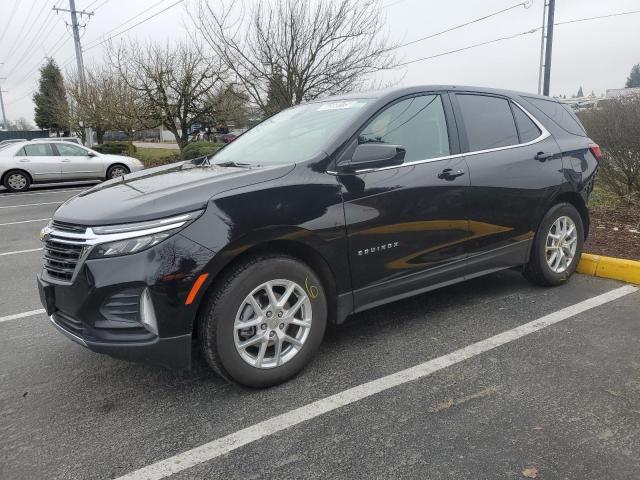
<box><xmin>589</xmin><ymin>143</ymin><xmax>602</xmax><ymax>162</ymax></box>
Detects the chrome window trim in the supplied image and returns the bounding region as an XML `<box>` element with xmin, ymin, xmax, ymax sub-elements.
<box><xmin>327</xmin><ymin>99</ymin><xmax>550</xmax><ymax>175</ymax></box>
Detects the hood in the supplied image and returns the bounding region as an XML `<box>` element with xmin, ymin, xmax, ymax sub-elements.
<box><xmin>54</xmin><ymin>161</ymin><xmax>294</xmax><ymax>225</ymax></box>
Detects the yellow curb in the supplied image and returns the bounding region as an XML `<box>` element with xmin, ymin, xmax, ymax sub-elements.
<box><xmin>577</xmin><ymin>253</ymin><xmax>640</xmax><ymax>285</ymax></box>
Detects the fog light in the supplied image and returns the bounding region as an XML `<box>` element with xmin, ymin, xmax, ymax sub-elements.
<box><xmin>140</xmin><ymin>288</ymin><xmax>158</xmax><ymax>335</ymax></box>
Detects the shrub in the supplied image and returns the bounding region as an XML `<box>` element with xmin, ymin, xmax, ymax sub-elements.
<box><xmin>578</xmin><ymin>95</ymin><xmax>640</xmax><ymax>202</ymax></box>
<box><xmin>94</xmin><ymin>141</ymin><xmax>136</xmax><ymax>155</ymax></box>
<box><xmin>182</xmin><ymin>141</ymin><xmax>224</xmax><ymax>160</ymax></box>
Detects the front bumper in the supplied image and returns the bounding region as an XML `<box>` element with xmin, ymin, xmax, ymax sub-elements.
<box><xmin>37</xmin><ymin>233</ymin><xmax>215</xmax><ymax>370</ymax></box>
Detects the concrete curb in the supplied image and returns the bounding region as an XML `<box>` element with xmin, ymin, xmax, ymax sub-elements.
<box><xmin>577</xmin><ymin>253</ymin><xmax>640</xmax><ymax>285</ymax></box>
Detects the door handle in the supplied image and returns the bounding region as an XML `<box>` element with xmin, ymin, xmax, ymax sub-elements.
<box><xmin>438</xmin><ymin>168</ymin><xmax>465</xmax><ymax>181</ymax></box>
<box><xmin>61</xmin><ymin>158</ymin><xmax>71</xmax><ymax>162</ymax></box>
<box><xmin>535</xmin><ymin>152</ymin><xmax>553</xmax><ymax>162</ymax></box>
<box><xmin>19</xmin><ymin>158</ymin><xmax>30</xmax><ymax>163</ymax></box>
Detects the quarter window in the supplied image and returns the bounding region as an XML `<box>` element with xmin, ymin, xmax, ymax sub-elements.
<box><xmin>512</xmin><ymin>104</ymin><xmax>541</xmax><ymax>143</ymax></box>
<box><xmin>359</xmin><ymin>95</ymin><xmax>450</xmax><ymax>162</ymax></box>
<box><xmin>456</xmin><ymin>94</ymin><xmax>519</xmax><ymax>151</ymax></box>
<box><xmin>21</xmin><ymin>143</ymin><xmax>55</xmax><ymax>156</ymax></box>
<box><xmin>523</xmin><ymin>96</ymin><xmax>586</xmax><ymax>136</ymax></box>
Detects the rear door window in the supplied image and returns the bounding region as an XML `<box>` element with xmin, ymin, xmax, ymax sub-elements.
<box><xmin>359</xmin><ymin>94</ymin><xmax>450</xmax><ymax>162</ymax></box>
<box><xmin>456</xmin><ymin>94</ymin><xmax>519</xmax><ymax>151</ymax></box>
<box><xmin>523</xmin><ymin>96</ymin><xmax>587</xmax><ymax>136</ymax></box>
<box><xmin>22</xmin><ymin>143</ymin><xmax>55</xmax><ymax>156</ymax></box>
<box><xmin>511</xmin><ymin>104</ymin><xmax>542</xmax><ymax>143</ymax></box>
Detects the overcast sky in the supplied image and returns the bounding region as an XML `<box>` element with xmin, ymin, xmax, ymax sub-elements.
<box><xmin>1</xmin><ymin>0</ymin><xmax>639</xmax><ymax>124</ymax></box>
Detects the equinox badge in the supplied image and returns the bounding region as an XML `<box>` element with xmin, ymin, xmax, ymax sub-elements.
<box><xmin>358</xmin><ymin>242</ymin><xmax>399</xmax><ymax>256</ymax></box>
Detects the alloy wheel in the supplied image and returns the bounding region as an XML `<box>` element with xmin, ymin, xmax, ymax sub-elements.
<box><xmin>109</xmin><ymin>166</ymin><xmax>128</xmax><ymax>178</ymax></box>
<box><xmin>233</xmin><ymin>279</ymin><xmax>312</xmax><ymax>369</ymax></box>
<box><xmin>545</xmin><ymin>215</ymin><xmax>578</xmax><ymax>273</ymax></box>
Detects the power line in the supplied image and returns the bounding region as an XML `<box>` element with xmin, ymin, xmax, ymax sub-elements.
<box><xmin>91</xmin><ymin>0</ymin><xmax>111</xmax><ymax>11</ymax></box>
<box><xmin>0</xmin><ymin>1</ymin><xmax>20</xmax><ymax>45</ymax></box>
<box><xmin>555</xmin><ymin>8</ymin><xmax>640</xmax><ymax>26</ymax></box>
<box><xmin>392</xmin><ymin>0</ymin><xmax>532</xmax><ymax>51</ymax></box>
<box><xmin>3</xmin><ymin>1</ymin><xmax>63</xmax><ymax>80</ymax></box>
<box><xmin>395</xmin><ymin>8</ymin><xmax>640</xmax><ymax>68</ymax></box>
<box><xmin>395</xmin><ymin>28</ymin><xmax>540</xmax><ymax>68</ymax></box>
<box><xmin>81</xmin><ymin>0</ymin><xmax>173</xmax><ymax>51</ymax></box>
<box><xmin>1</xmin><ymin>0</ymin><xmax>39</xmax><ymax>60</ymax></box>
<box><xmin>83</xmin><ymin>0</ymin><xmax>185</xmax><ymax>52</ymax></box>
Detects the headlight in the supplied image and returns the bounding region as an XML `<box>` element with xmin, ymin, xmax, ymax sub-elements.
<box><xmin>88</xmin><ymin>210</ymin><xmax>203</xmax><ymax>258</ymax></box>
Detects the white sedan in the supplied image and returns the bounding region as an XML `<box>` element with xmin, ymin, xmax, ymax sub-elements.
<box><xmin>0</xmin><ymin>141</ymin><xmax>144</xmax><ymax>192</ymax></box>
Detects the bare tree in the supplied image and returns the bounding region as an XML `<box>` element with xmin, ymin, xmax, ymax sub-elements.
<box><xmin>579</xmin><ymin>95</ymin><xmax>640</xmax><ymax>202</ymax></box>
<box><xmin>66</xmin><ymin>66</ymin><xmax>113</xmax><ymax>143</ymax></box>
<box><xmin>191</xmin><ymin>0</ymin><xmax>397</xmax><ymax>115</ymax></box>
<box><xmin>104</xmin><ymin>73</ymin><xmax>158</xmax><ymax>151</ymax></box>
<box><xmin>110</xmin><ymin>40</ymin><xmax>227</xmax><ymax>149</ymax></box>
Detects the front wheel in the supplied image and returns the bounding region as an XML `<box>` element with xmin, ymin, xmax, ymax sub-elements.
<box><xmin>524</xmin><ymin>202</ymin><xmax>584</xmax><ymax>286</ymax></box>
<box><xmin>198</xmin><ymin>255</ymin><xmax>327</xmax><ymax>388</ymax></box>
<box><xmin>106</xmin><ymin>164</ymin><xmax>129</xmax><ymax>180</ymax></box>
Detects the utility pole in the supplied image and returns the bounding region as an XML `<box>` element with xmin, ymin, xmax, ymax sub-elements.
<box><xmin>53</xmin><ymin>0</ymin><xmax>94</xmax><ymax>145</ymax></box>
<box><xmin>0</xmin><ymin>78</ymin><xmax>7</xmax><ymax>131</ymax></box>
<box><xmin>536</xmin><ymin>1</ymin><xmax>547</xmax><ymax>94</ymax></box>
<box><xmin>542</xmin><ymin>0</ymin><xmax>555</xmax><ymax>97</ymax></box>
<box><xmin>0</xmin><ymin>66</ymin><xmax>6</xmax><ymax>130</ymax></box>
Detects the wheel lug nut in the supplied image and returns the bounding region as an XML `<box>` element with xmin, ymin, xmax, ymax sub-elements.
<box><xmin>279</xmin><ymin>323</ymin><xmax>284</xmax><ymax>329</ymax></box>
<box><xmin>266</xmin><ymin>311</ymin><xmax>272</xmax><ymax>318</ymax></box>
<box><xmin>261</xmin><ymin>323</ymin><xmax>267</xmax><ymax>330</ymax></box>
<box><xmin>269</xmin><ymin>331</ymin><xmax>275</xmax><ymax>337</ymax></box>
<box><xmin>277</xmin><ymin>311</ymin><xmax>283</xmax><ymax>318</ymax></box>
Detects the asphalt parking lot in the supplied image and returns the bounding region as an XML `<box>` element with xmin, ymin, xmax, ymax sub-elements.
<box><xmin>1</xmin><ymin>185</ymin><xmax>640</xmax><ymax>480</ymax></box>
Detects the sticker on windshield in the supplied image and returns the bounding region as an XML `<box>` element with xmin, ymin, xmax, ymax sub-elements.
<box><xmin>317</xmin><ymin>101</ymin><xmax>365</xmax><ymax>111</ymax></box>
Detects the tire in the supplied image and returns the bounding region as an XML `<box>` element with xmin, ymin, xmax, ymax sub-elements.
<box><xmin>106</xmin><ymin>164</ymin><xmax>129</xmax><ymax>180</ymax></box>
<box><xmin>524</xmin><ymin>202</ymin><xmax>584</xmax><ymax>286</ymax></box>
<box><xmin>3</xmin><ymin>170</ymin><xmax>31</xmax><ymax>192</ymax></box>
<box><xmin>198</xmin><ymin>254</ymin><xmax>328</xmax><ymax>388</ymax></box>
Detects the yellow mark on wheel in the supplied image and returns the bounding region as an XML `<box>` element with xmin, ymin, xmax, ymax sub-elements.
<box><xmin>305</xmin><ymin>277</ymin><xmax>319</xmax><ymax>299</ymax></box>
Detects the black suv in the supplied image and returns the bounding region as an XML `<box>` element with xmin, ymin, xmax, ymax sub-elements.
<box><xmin>37</xmin><ymin>86</ymin><xmax>599</xmax><ymax>387</ymax></box>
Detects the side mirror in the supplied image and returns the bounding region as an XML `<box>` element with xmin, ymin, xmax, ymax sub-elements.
<box><xmin>336</xmin><ymin>143</ymin><xmax>405</xmax><ymax>174</ymax></box>
<box><xmin>87</xmin><ymin>151</ymin><xmax>97</xmax><ymax>157</ymax></box>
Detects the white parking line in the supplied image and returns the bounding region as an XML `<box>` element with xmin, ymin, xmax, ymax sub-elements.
<box><xmin>0</xmin><ymin>309</ymin><xmax>45</xmax><ymax>324</ymax></box>
<box><xmin>0</xmin><ymin>202</ymin><xmax>62</xmax><ymax>209</ymax></box>
<box><xmin>0</xmin><ymin>188</ymin><xmax>85</xmax><ymax>198</ymax></box>
<box><xmin>0</xmin><ymin>218</ymin><xmax>50</xmax><ymax>226</ymax></box>
<box><xmin>115</xmin><ymin>284</ymin><xmax>638</xmax><ymax>480</ymax></box>
<box><xmin>0</xmin><ymin>247</ymin><xmax>43</xmax><ymax>256</ymax></box>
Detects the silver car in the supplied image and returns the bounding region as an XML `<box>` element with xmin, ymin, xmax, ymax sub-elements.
<box><xmin>0</xmin><ymin>141</ymin><xmax>144</xmax><ymax>192</ymax></box>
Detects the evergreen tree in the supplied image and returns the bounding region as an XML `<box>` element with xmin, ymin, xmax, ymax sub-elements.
<box><xmin>263</xmin><ymin>67</ymin><xmax>290</xmax><ymax>116</ymax></box>
<box><xmin>577</xmin><ymin>86</ymin><xmax>584</xmax><ymax>97</ymax></box>
<box><xmin>626</xmin><ymin>64</ymin><xmax>640</xmax><ymax>88</ymax></box>
<box><xmin>33</xmin><ymin>58</ymin><xmax>69</xmax><ymax>135</ymax></box>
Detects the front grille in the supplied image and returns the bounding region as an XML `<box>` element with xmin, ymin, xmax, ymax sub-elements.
<box><xmin>43</xmin><ymin>223</ymin><xmax>89</xmax><ymax>282</ymax></box>
<box><xmin>51</xmin><ymin>221</ymin><xmax>86</xmax><ymax>234</ymax></box>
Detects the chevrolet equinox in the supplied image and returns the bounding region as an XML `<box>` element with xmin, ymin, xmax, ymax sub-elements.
<box><xmin>38</xmin><ymin>86</ymin><xmax>599</xmax><ymax>387</ymax></box>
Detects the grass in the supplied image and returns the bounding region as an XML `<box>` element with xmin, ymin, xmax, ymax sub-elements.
<box><xmin>134</xmin><ymin>147</ymin><xmax>181</xmax><ymax>168</ymax></box>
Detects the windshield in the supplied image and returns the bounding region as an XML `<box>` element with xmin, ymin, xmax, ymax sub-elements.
<box><xmin>211</xmin><ymin>99</ymin><xmax>371</xmax><ymax>166</ymax></box>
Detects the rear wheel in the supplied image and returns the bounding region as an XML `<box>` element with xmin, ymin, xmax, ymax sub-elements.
<box><xmin>3</xmin><ymin>170</ymin><xmax>31</xmax><ymax>192</ymax></box>
<box><xmin>524</xmin><ymin>202</ymin><xmax>584</xmax><ymax>286</ymax></box>
<box><xmin>198</xmin><ymin>255</ymin><xmax>327</xmax><ymax>388</ymax></box>
<box><xmin>106</xmin><ymin>164</ymin><xmax>129</xmax><ymax>180</ymax></box>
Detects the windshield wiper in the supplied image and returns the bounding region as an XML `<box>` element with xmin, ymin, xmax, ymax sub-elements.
<box><xmin>215</xmin><ymin>161</ymin><xmax>254</xmax><ymax>168</ymax></box>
